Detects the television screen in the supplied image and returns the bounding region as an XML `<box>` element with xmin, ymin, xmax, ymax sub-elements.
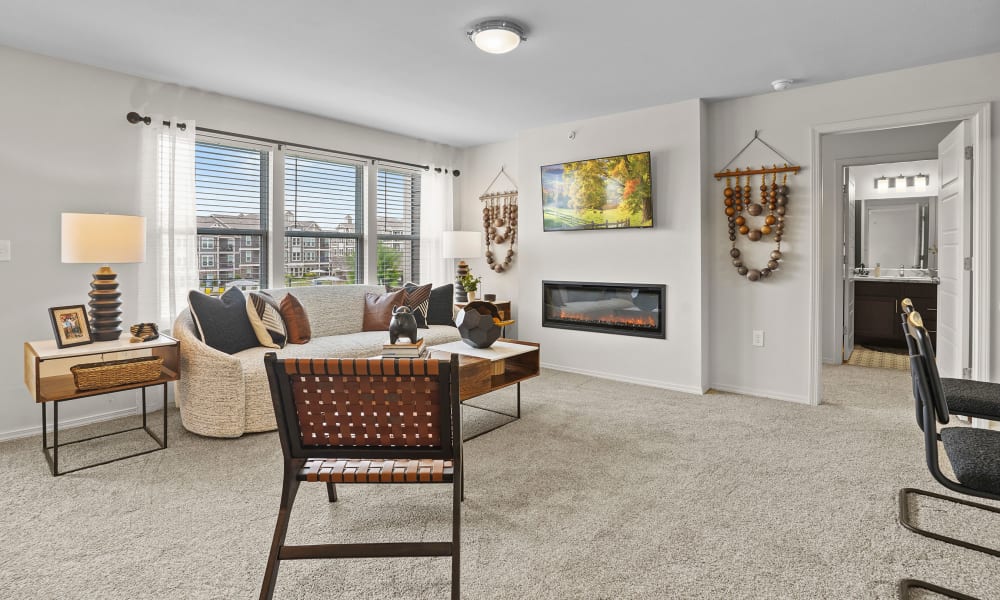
<box><xmin>541</xmin><ymin>151</ymin><xmax>652</xmax><ymax>231</ymax></box>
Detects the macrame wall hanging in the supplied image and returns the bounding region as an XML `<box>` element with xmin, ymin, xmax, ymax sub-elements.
<box><xmin>714</xmin><ymin>131</ymin><xmax>801</xmax><ymax>282</ymax></box>
<box><xmin>479</xmin><ymin>167</ymin><xmax>518</xmax><ymax>273</ymax></box>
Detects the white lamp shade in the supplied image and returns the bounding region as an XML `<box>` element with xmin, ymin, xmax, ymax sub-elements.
<box><xmin>442</xmin><ymin>231</ymin><xmax>482</xmax><ymax>259</ymax></box>
<box><xmin>61</xmin><ymin>213</ymin><xmax>146</xmax><ymax>264</ymax></box>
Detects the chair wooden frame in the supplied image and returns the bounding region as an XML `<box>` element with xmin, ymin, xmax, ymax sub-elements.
<box><xmin>260</xmin><ymin>353</ymin><xmax>462</xmax><ymax>599</ymax></box>
<box><xmin>898</xmin><ymin>310</ymin><xmax>1000</xmax><ymax>559</ymax></box>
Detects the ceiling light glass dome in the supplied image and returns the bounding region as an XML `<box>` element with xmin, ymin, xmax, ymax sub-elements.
<box><xmin>468</xmin><ymin>20</ymin><xmax>526</xmax><ymax>54</ymax></box>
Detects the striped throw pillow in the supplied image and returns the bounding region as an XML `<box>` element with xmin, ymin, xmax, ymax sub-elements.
<box><xmin>247</xmin><ymin>291</ymin><xmax>287</xmax><ymax>348</ymax></box>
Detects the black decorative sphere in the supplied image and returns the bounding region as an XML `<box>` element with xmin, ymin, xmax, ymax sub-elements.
<box><xmin>456</xmin><ymin>302</ymin><xmax>501</xmax><ymax>348</ymax></box>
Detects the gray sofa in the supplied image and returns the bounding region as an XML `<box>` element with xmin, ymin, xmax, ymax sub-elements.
<box><xmin>172</xmin><ymin>284</ymin><xmax>460</xmax><ymax>438</ymax></box>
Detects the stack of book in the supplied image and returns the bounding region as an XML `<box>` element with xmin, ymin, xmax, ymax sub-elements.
<box><xmin>382</xmin><ymin>338</ymin><xmax>425</xmax><ymax>357</ymax></box>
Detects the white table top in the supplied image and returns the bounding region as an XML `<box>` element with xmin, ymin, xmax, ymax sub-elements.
<box><xmin>426</xmin><ymin>340</ymin><xmax>535</xmax><ymax>361</ymax></box>
<box><xmin>26</xmin><ymin>334</ymin><xmax>178</xmax><ymax>360</ymax></box>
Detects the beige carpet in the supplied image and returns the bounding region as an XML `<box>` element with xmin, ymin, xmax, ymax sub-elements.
<box><xmin>847</xmin><ymin>345</ymin><xmax>911</xmax><ymax>371</ymax></box>
<box><xmin>1</xmin><ymin>366</ymin><xmax>998</xmax><ymax>599</ymax></box>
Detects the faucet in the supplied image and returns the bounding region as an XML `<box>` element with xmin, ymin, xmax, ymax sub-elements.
<box><xmin>899</xmin><ymin>265</ymin><xmax>905</xmax><ymax>277</ymax></box>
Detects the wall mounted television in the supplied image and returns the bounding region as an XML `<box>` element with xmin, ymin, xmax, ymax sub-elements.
<box><xmin>541</xmin><ymin>151</ymin><xmax>652</xmax><ymax>231</ymax></box>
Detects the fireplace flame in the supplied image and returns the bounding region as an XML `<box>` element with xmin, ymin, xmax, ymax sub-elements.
<box><xmin>555</xmin><ymin>308</ymin><xmax>657</xmax><ymax>328</ymax></box>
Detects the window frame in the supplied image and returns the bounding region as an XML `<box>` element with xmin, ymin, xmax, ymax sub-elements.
<box><xmin>375</xmin><ymin>164</ymin><xmax>422</xmax><ymax>286</ymax></box>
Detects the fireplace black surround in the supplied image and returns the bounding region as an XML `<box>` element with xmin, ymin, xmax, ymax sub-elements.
<box><xmin>542</xmin><ymin>281</ymin><xmax>666</xmax><ymax>339</ymax></box>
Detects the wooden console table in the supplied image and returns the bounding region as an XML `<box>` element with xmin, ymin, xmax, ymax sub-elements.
<box><xmin>426</xmin><ymin>339</ymin><xmax>539</xmax><ymax>440</ymax></box>
<box><xmin>23</xmin><ymin>335</ymin><xmax>180</xmax><ymax>476</ymax></box>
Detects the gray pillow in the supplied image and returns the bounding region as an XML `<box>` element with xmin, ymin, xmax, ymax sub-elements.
<box><xmin>188</xmin><ymin>287</ymin><xmax>260</xmax><ymax>354</ymax></box>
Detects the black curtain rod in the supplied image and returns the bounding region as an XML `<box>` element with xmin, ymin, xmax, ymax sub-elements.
<box><xmin>125</xmin><ymin>111</ymin><xmax>459</xmax><ymax>175</ymax></box>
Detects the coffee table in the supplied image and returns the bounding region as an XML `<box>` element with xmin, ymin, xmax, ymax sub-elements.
<box><xmin>426</xmin><ymin>339</ymin><xmax>539</xmax><ymax>440</ymax></box>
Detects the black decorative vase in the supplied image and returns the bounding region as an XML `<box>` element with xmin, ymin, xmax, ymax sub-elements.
<box><xmin>455</xmin><ymin>301</ymin><xmax>501</xmax><ymax>349</ymax></box>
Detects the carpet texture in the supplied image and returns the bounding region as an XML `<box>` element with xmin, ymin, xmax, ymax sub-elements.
<box><xmin>1</xmin><ymin>365</ymin><xmax>998</xmax><ymax>599</ymax></box>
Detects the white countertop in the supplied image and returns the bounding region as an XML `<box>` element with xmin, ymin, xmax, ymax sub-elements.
<box><xmin>851</xmin><ymin>276</ymin><xmax>939</xmax><ymax>284</ymax></box>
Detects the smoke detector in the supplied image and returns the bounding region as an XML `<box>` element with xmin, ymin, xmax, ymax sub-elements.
<box><xmin>771</xmin><ymin>79</ymin><xmax>794</xmax><ymax>91</ymax></box>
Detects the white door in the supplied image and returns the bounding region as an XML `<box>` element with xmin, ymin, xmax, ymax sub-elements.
<box><xmin>843</xmin><ymin>170</ymin><xmax>856</xmax><ymax>361</ymax></box>
<box><xmin>936</xmin><ymin>122</ymin><xmax>972</xmax><ymax>378</ymax></box>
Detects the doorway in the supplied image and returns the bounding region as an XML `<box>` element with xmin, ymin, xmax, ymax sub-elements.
<box><xmin>842</xmin><ymin>158</ymin><xmax>940</xmax><ymax>368</ymax></box>
<box><xmin>810</xmin><ymin>103</ymin><xmax>991</xmax><ymax>405</ymax></box>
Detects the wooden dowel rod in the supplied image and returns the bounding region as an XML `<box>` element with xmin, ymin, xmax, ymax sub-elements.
<box><xmin>714</xmin><ymin>165</ymin><xmax>801</xmax><ymax>179</ymax></box>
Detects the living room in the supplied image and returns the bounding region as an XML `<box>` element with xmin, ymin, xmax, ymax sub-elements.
<box><xmin>3</xmin><ymin>2</ymin><xmax>1000</xmax><ymax>598</ymax></box>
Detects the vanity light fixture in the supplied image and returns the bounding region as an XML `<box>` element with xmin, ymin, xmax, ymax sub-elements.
<box><xmin>875</xmin><ymin>176</ymin><xmax>890</xmax><ymax>191</ymax></box>
<box><xmin>913</xmin><ymin>174</ymin><xmax>929</xmax><ymax>190</ymax></box>
<box><xmin>895</xmin><ymin>175</ymin><xmax>908</xmax><ymax>190</ymax></box>
<box><xmin>468</xmin><ymin>20</ymin><xmax>527</xmax><ymax>54</ymax></box>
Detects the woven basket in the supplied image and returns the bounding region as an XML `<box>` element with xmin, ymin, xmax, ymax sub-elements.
<box><xmin>71</xmin><ymin>356</ymin><xmax>164</xmax><ymax>391</ymax></box>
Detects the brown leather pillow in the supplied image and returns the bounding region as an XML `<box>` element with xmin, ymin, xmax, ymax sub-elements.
<box><xmin>362</xmin><ymin>289</ymin><xmax>407</xmax><ymax>332</ymax></box>
<box><xmin>279</xmin><ymin>293</ymin><xmax>311</xmax><ymax>344</ymax></box>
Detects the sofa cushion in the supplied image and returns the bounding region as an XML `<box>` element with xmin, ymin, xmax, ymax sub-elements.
<box><xmin>279</xmin><ymin>293</ymin><xmax>311</xmax><ymax>344</ymax></box>
<box><xmin>263</xmin><ymin>284</ymin><xmax>384</xmax><ymax>337</ymax></box>
<box><xmin>388</xmin><ymin>282</ymin><xmax>432</xmax><ymax>328</ymax></box>
<box><xmin>247</xmin><ymin>291</ymin><xmax>287</xmax><ymax>349</ymax></box>
<box><xmin>362</xmin><ymin>289</ymin><xmax>407</xmax><ymax>332</ymax></box>
<box><xmin>426</xmin><ymin>284</ymin><xmax>455</xmax><ymax>326</ymax></box>
<box><xmin>188</xmin><ymin>288</ymin><xmax>259</xmax><ymax>355</ymax></box>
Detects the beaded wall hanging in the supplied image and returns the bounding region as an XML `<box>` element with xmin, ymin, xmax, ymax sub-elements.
<box><xmin>479</xmin><ymin>167</ymin><xmax>518</xmax><ymax>273</ymax></box>
<box><xmin>714</xmin><ymin>131</ymin><xmax>800</xmax><ymax>282</ymax></box>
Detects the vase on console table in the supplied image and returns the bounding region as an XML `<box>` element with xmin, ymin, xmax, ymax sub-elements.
<box><xmin>467</xmin><ymin>290</ymin><xmax>476</xmax><ymax>301</ymax></box>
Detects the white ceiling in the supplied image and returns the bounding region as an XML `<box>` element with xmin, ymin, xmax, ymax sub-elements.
<box><xmin>2</xmin><ymin>0</ymin><xmax>999</xmax><ymax>147</ymax></box>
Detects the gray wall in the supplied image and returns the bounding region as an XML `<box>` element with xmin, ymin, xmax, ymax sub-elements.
<box><xmin>0</xmin><ymin>45</ymin><xmax>458</xmax><ymax>439</ymax></box>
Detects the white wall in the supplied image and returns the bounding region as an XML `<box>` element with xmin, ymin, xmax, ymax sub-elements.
<box><xmin>510</xmin><ymin>99</ymin><xmax>707</xmax><ymax>393</ymax></box>
<box><xmin>0</xmin><ymin>45</ymin><xmax>459</xmax><ymax>440</ymax></box>
<box><xmin>457</xmin><ymin>139</ymin><xmax>519</xmax><ymax>334</ymax></box>
<box><xmin>708</xmin><ymin>52</ymin><xmax>1000</xmax><ymax>403</ymax></box>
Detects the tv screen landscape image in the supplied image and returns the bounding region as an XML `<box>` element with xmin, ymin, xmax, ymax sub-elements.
<box><xmin>541</xmin><ymin>151</ymin><xmax>652</xmax><ymax>231</ymax></box>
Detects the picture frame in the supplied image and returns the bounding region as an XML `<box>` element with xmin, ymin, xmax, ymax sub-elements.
<box><xmin>49</xmin><ymin>305</ymin><xmax>93</xmax><ymax>349</ymax></box>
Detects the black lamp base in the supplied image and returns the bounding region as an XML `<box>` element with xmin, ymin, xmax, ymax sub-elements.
<box><xmin>88</xmin><ymin>266</ymin><xmax>123</xmax><ymax>341</ymax></box>
<box><xmin>454</xmin><ymin>260</ymin><xmax>469</xmax><ymax>303</ymax></box>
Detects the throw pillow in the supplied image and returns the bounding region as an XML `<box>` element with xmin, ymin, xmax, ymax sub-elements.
<box><xmin>279</xmin><ymin>293</ymin><xmax>311</xmax><ymax>344</ymax></box>
<box><xmin>187</xmin><ymin>287</ymin><xmax>260</xmax><ymax>355</ymax></box>
<box><xmin>362</xmin><ymin>289</ymin><xmax>407</xmax><ymax>332</ymax></box>
<box><xmin>387</xmin><ymin>282</ymin><xmax>432</xmax><ymax>328</ymax></box>
<box><xmin>426</xmin><ymin>283</ymin><xmax>455</xmax><ymax>326</ymax></box>
<box><xmin>246</xmin><ymin>291</ymin><xmax>287</xmax><ymax>349</ymax></box>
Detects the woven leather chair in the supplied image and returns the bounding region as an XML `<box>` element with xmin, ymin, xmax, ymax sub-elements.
<box><xmin>898</xmin><ymin>310</ymin><xmax>1000</xmax><ymax>560</ymax></box>
<box><xmin>260</xmin><ymin>353</ymin><xmax>462</xmax><ymax>600</ymax></box>
<box><xmin>900</xmin><ymin>298</ymin><xmax>1000</xmax><ymax>423</ymax></box>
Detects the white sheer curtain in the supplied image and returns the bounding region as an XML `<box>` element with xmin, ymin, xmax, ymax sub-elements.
<box><xmin>420</xmin><ymin>167</ymin><xmax>455</xmax><ymax>286</ymax></box>
<box><xmin>137</xmin><ymin>117</ymin><xmax>199</xmax><ymax>331</ymax></box>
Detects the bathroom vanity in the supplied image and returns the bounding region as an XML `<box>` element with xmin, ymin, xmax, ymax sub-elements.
<box><xmin>853</xmin><ymin>277</ymin><xmax>937</xmax><ymax>349</ymax></box>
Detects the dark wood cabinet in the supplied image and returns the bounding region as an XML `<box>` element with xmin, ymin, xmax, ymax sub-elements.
<box><xmin>854</xmin><ymin>280</ymin><xmax>937</xmax><ymax>349</ymax></box>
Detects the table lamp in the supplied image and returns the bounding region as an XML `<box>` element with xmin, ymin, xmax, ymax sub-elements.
<box><xmin>442</xmin><ymin>231</ymin><xmax>482</xmax><ymax>302</ymax></box>
<box><xmin>61</xmin><ymin>213</ymin><xmax>146</xmax><ymax>341</ymax></box>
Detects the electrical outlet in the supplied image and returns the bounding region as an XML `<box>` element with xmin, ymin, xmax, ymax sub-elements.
<box><xmin>0</xmin><ymin>240</ymin><xmax>10</xmax><ymax>262</ymax></box>
<box><xmin>752</xmin><ymin>330</ymin><xmax>764</xmax><ymax>347</ymax></box>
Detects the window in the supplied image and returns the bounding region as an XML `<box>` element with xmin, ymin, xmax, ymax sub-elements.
<box><xmin>376</xmin><ymin>166</ymin><xmax>421</xmax><ymax>286</ymax></box>
<box><xmin>195</xmin><ymin>140</ymin><xmax>269</xmax><ymax>291</ymax></box>
<box><xmin>284</xmin><ymin>153</ymin><xmax>363</xmax><ymax>285</ymax></box>
<box><xmin>200</xmin><ymin>238</ymin><xmax>215</xmax><ymax>250</ymax></box>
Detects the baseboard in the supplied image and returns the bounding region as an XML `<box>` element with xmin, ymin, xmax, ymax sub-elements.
<box><xmin>707</xmin><ymin>382</ymin><xmax>811</xmax><ymax>405</ymax></box>
<box><xmin>0</xmin><ymin>400</ymin><xmax>171</xmax><ymax>442</ymax></box>
<box><xmin>541</xmin><ymin>362</ymin><xmax>706</xmax><ymax>395</ymax></box>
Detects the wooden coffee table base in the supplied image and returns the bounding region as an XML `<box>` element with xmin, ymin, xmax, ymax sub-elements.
<box><xmin>426</xmin><ymin>339</ymin><xmax>539</xmax><ymax>441</ymax></box>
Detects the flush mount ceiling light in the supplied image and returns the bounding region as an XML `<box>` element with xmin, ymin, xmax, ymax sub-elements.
<box><xmin>468</xmin><ymin>20</ymin><xmax>526</xmax><ymax>54</ymax></box>
<box><xmin>771</xmin><ymin>79</ymin><xmax>794</xmax><ymax>91</ymax></box>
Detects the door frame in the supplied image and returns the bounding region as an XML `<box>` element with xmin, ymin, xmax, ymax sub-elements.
<box><xmin>809</xmin><ymin>103</ymin><xmax>991</xmax><ymax>405</ymax></box>
<box><xmin>833</xmin><ymin>151</ymin><xmax>937</xmax><ymax>365</ymax></box>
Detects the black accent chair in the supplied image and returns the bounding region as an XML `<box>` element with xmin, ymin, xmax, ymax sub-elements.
<box><xmin>900</xmin><ymin>298</ymin><xmax>1000</xmax><ymax>422</ymax></box>
<box><xmin>260</xmin><ymin>353</ymin><xmax>463</xmax><ymax>600</ymax></box>
<box><xmin>898</xmin><ymin>309</ymin><xmax>1000</xmax><ymax>559</ymax></box>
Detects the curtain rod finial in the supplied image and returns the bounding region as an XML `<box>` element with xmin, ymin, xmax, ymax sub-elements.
<box><xmin>126</xmin><ymin>111</ymin><xmax>151</xmax><ymax>125</ymax></box>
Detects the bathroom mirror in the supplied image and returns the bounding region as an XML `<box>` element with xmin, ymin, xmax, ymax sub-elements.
<box><xmin>855</xmin><ymin>196</ymin><xmax>935</xmax><ymax>270</ymax></box>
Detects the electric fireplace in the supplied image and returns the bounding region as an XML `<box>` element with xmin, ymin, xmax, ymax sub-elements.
<box><xmin>542</xmin><ymin>281</ymin><xmax>665</xmax><ymax>339</ymax></box>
